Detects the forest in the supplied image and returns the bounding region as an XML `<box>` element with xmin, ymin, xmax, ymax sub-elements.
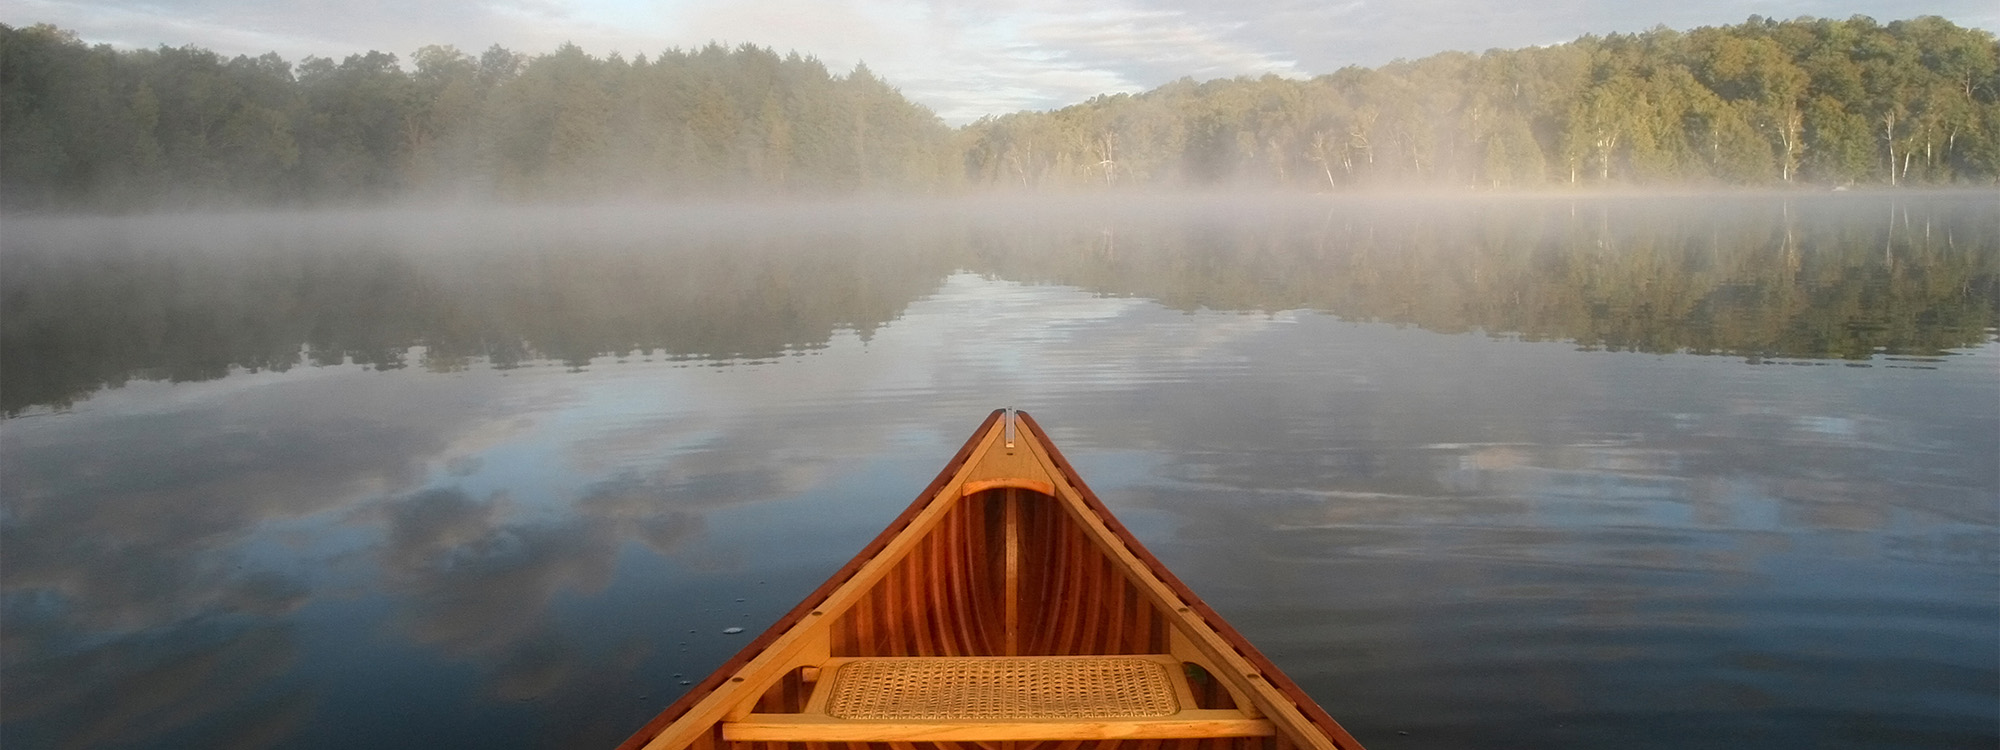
<box><xmin>1</xmin><ymin>14</ymin><xmax>1997</xmax><ymax>208</ymax></box>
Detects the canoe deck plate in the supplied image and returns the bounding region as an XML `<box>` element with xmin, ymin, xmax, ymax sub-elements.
<box><xmin>827</xmin><ymin>656</ymin><xmax>1179</xmax><ymax>720</ymax></box>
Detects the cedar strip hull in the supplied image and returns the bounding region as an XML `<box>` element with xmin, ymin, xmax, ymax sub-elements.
<box><xmin>833</xmin><ymin>488</ymin><xmax>1165</xmax><ymax>657</ymax></box>
<box><xmin>617</xmin><ymin>410</ymin><xmax>1366</xmax><ymax>750</ymax></box>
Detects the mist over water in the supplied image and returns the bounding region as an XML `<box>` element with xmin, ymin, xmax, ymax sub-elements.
<box><xmin>5</xmin><ymin>192</ymin><xmax>1994</xmax><ymax>415</ymax></box>
<box><xmin>1</xmin><ymin>192</ymin><xmax>1996</xmax><ymax>749</ymax></box>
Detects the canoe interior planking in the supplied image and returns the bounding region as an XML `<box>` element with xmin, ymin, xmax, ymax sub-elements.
<box><xmin>618</xmin><ymin>410</ymin><xmax>1366</xmax><ymax>750</ymax></box>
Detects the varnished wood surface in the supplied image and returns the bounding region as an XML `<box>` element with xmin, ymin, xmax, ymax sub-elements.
<box><xmin>831</xmin><ymin>487</ymin><xmax>1165</xmax><ymax>658</ymax></box>
<box><xmin>723</xmin><ymin>737</ymin><xmax>1291</xmax><ymax>750</ymax></box>
<box><xmin>722</xmin><ymin>712</ymin><xmax>1278</xmax><ymax>741</ymax></box>
<box><xmin>960</xmin><ymin>478</ymin><xmax>1056</xmax><ymax>497</ymax></box>
<box><xmin>617</xmin><ymin>410</ymin><xmax>1367</xmax><ymax>750</ymax></box>
<box><xmin>723</xmin><ymin>654</ymin><xmax>1271</xmax><ymax>742</ymax></box>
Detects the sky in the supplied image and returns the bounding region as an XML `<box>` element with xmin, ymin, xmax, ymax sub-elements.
<box><xmin>9</xmin><ymin>0</ymin><xmax>1997</xmax><ymax>124</ymax></box>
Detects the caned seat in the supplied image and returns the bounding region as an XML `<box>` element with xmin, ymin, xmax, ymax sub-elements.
<box><xmin>721</xmin><ymin>655</ymin><xmax>1276</xmax><ymax>742</ymax></box>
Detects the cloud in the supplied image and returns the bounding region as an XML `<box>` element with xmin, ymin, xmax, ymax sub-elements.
<box><xmin>372</xmin><ymin>487</ymin><xmax>618</xmax><ymax>652</ymax></box>
<box><xmin>0</xmin><ymin>369</ymin><xmax>516</xmax><ymax>745</ymax></box>
<box><xmin>813</xmin><ymin>0</ymin><xmax>1310</xmax><ymax>120</ymax></box>
<box><xmin>0</xmin><ymin>615</ymin><xmax>308</xmax><ymax>749</ymax></box>
<box><xmin>21</xmin><ymin>0</ymin><xmax>1992</xmax><ymax>124</ymax></box>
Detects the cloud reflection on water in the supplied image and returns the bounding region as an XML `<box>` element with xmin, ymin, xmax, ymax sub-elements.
<box><xmin>0</xmin><ymin>199</ymin><xmax>1995</xmax><ymax>749</ymax></box>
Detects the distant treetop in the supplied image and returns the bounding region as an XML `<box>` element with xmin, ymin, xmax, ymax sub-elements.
<box><xmin>2</xmin><ymin>15</ymin><xmax>1996</xmax><ymax>208</ymax></box>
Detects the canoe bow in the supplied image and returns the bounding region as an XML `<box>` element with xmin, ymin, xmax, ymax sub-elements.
<box><xmin>617</xmin><ymin>409</ymin><xmax>1366</xmax><ymax>750</ymax></box>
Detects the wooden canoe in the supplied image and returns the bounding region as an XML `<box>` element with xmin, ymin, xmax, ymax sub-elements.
<box><xmin>618</xmin><ymin>409</ymin><xmax>1367</xmax><ymax>750</ymax></box>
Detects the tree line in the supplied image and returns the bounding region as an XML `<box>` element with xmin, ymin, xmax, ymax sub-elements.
<box><xmin>0</xmin><ymin>26</ymin><xmax>954</xmax><ymax>207</ymax></box>
<box><xmin>2</xmin><ymin>15</ymin><xmax>1997</xmax><ymax>208</ymax></box>
<box><xmin>963</xmin><ymin>15</ymin><xmax>2000</xmax><ymax>189</ymax></box>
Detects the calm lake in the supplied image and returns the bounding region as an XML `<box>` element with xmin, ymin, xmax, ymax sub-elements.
<box><xmin>2</xmin><ymin>193</ymin><xmax>1995</xmax><ymax>749</ymax></box>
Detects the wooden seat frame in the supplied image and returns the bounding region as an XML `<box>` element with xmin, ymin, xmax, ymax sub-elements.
<box><xmin>723</xmin><ymin>654</ymin><xmax>1275</xmax><ymax>741</ymax></box>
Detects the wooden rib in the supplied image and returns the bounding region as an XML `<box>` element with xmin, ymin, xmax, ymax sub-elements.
<box><xmin>1015</xmin><ymin>496</ymin><xmax>1049</xmax><ymax>654</ymax></box>
<box><xmin>925</xmin><ymin>509</ymin><xmax>957</xmax><ymax>655</ymax></box>
<box><xmin>894</xmin><ymin>542</ymin><xmax>918</xmax><ymax>656</ymax></box>
<box><xmin>1106</xmin><ymin>582</ymin><xmax>1129</xmax><ymax>657</ymax></box>
<box><xmin>1039</xmin><ymin>504</ymin><xmax>1082</xmax><ymax>654</ymax></box>
<box><xmin>942</xmin><ymin>497</ymin><xmax>982</xmax><ymax>656</ymax></box>
<box><xmin>906</xmin><ymin>536</ymin><xmax>935</xmax><ymax>657</ymax></box>
<box><xmin>1080</xmin><ymin>550</ymin><xmax>1108</xmax><ymax>653</ymax></box>
<box><xmin>957</xmin><ymin>501</ymin><xmax>989</xmax><ymax>654</ymax></box>
<box><xmin>1076</xmin><ymin>528</ymin><xmax>1110</xmax><ymax>654</ymax></box>
<box><xmin>1004</xmin><ymin>489</ymin><xmax>1021</xmax><ymax>656</ymax></box>
<box><xmin>972</xmin><ymin>497</ymin><xmax>1001</xmax><ymax>653</ymax></box>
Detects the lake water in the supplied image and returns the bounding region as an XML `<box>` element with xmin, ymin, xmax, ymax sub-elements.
<box><xmin>2</xmin><ymin>193</ymin><xmax>1995</xmax><ymax>749</ymax></box>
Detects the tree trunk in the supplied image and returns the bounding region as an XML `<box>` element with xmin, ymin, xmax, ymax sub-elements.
<box><xmin>1882</xmin><ymin>111</ymin><xmax>1897</xmax><ymax>187</ymax></box>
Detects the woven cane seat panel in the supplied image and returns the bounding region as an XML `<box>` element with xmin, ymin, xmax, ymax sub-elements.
<box><xmin>826</xmin><ymin>657</ymin><xmax>1180</xmax><ymax>720</ymax></box>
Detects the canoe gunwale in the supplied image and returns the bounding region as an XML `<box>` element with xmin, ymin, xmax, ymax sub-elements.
<box><xmin>616</xmin><ymin>409</ymin><xmax>1366</xmax><ymax>750</ymax></box>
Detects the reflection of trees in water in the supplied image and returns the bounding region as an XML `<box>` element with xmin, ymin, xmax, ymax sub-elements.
<box><xmin>3</xmin><ymin>195</ymin><xmax>1994</xmax><ymax>415</ymax></box>
<box><xmin>973</xmin><ymin>194</ymin><xmax>1999</xmax><ymax>361</ymax></box>
<box><xmin>1</xmin><ymin>221</ymin><xmax>967</xmax><ymax>414</ymax></box>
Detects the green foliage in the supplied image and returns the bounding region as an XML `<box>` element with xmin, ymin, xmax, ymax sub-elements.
<box><xmin>960</xmin><ymin>15</ymin><xmax>2000</xmax><ymax>189</ymax></box>
<box><xmin>0</xmin><ymin>26</ymin><xmax>953</xmax><ymax>207</ymax></box>
<box><xmin>1</xmin><ymin>15</ymin><xmax>1996</xmax><ymax>207</ymax></box>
